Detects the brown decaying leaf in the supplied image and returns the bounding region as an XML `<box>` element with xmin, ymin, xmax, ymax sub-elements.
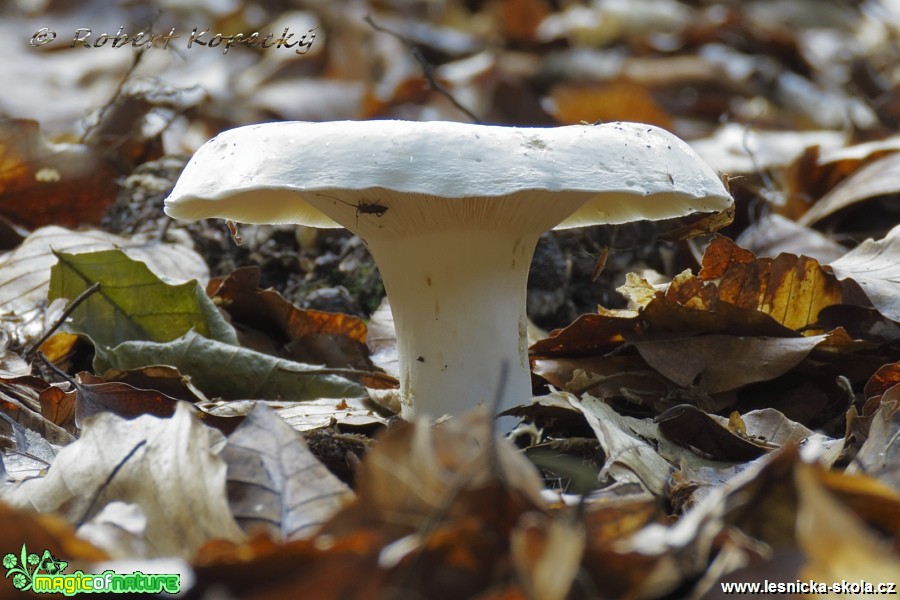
<box><xmin>0</xmin><ymin>500</ymin><xmax>108</xmax><ymax>564</ymax></box>
<box><xmin>222</xmin><ymin>403</ymin><xmax>353</xmax><ymax>541</ymax></box>
<box><xmin>830</xmin><ymin>223</ymin><xmax>900</xmax><ymax>323</ymax></box>
<box><xmin>530</xmin><ymin>236</ymin><xmax>829</xmax><ymax>361</ymax></box>
<box><xmin>784</xmin><ymin>141</ymin><xmax>900</xmax><ymax>221</ymax></box>
<box><xmin>36</xmin><ymin>384</ymin><xmax>76</xmax><ymax>433</ymax></box>
<box><xmin>0</xmin><ymin>120</ymin><xmax>118</xmax><ymax>229</ymax></box>
<box><xmin>655</xmin><ymin>404</ymin><xmax>773</xmax><ymax>462</ymax></box>
<box><xmin>42</xmin><ymin>371</ymin><xmax>240</xmax><ymax>435</ymax></box>
<box><xmin>692</xmin><ymin>236</ymin><xmax>843</xmax><ymax>332</ymax></box>
<box><xmin>798</xmin><ymin>151</ymin><xmax>900</xmax><ymax>228</ymax></box>
<box><xmin>864</xmin><ymin>362</ymin><xmax>900</xmax><ymax>403</ymax></box>
<box><xmin>72</xmin><ymin>372</ymin><xmax>184</xmax><ymax>424</ymax></box>
<box><xmin>3</xmin><ymin>403</ymin><xmax>245</xmax><ymax>558</ymax></box>
<box><xmin>208</xmin><ymin>267</ymin><xmax>392</xmax><ymax>387</ymax></box>
<box><xmin>191</xmin><ymin>410</ymin><xmax>554</xmax><ymax>599</ymax></box>
<box><xmin>510</xmin><ymin>512</ymin><xmax>584</xmax><ymax>600</ymax></box>
<box><xmin>635</xmin><ymin>334</ymin><xmax>826</xmax><ymax>394</ymax></box>
<box><xmin>497</xmin><ymin>0</ymin><xmax>552</xmax><ymax>44</ymax></box>
<box><xmin>796</xmin><ymin>463</ymin><xmax>900</xmax><ymax>584</ymax></box>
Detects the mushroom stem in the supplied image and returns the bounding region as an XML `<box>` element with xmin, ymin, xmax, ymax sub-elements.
<box><xmin>368</xmin><ymin>228</ymin><xmax>540</xmax><ymax>418</ymax></box>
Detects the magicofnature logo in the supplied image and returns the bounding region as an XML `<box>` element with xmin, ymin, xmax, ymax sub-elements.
<box><xmin>3</xmin><ymin>545</ymin><xmax>180</xmax><ymax>595</ymax></box>
<box><xmin>3</xmin><ymin>545</ymin><xmax>67</xmax><ymax>592</ymax></box>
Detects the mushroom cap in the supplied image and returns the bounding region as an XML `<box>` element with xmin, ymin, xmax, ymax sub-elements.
<box><xmin>164</xmin><ymin>120</ymin><xmax>731</xmax><ymax>229</ymax></box>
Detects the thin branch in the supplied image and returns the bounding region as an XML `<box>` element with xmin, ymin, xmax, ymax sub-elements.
<box><xmin>36</xmin><ymin>351</ymin><xmax>77</xmax><ymax>387</ymax></box>
<box><xmin>80</xmin><ymin>50</ymin><xmax>145</xmax><ymax>144</ymax></box>
<box><xmin>278</xmin><ymin>366</ymin><xmax>399</xmax><ymax>386</ymax></box>
<box><xmin>364</xmin><ymin>15</ymin><xmax>482</xmax><ymax>124</ymax></box>
<box><xmin>77</xmin><ymin>439</ymin><xmax>147</xmax><ymax>527</ymax></box>
<box><xmin>26</xmin><ymin>283</ymin><xmax>101</xmax><ymax>359</ymax></box>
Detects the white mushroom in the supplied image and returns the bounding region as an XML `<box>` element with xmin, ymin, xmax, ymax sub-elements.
<box><xmin>164</xmin><ymin>120</ymin><xmax>732</xmax><ymax>419</ymax></box>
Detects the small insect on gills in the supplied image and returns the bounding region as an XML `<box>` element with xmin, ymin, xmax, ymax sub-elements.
<box><xmin>316</xmin><ymin>193</ymin><xmax>388</xmax><ymax>228</ymax></box>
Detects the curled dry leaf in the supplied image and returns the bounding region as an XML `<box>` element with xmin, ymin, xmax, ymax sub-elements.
<box><xmin>101</xmin><ymin>330</ymin><xmax>364</xmax><ymax>402</ymax></box>
<box><xmin>655</xmin><ymin>404</ymin><xmax>773</xmax><ymax>462</ymax></box>
<box><xmin>563</xmin><ymin>392</ymin><xmax>671</xmax><ymax>495</ymax></box>
<box><xmin>830</xmin><ymin>223</ymin><xmax>900</xmax><ymax>323</ymax></box>
<box><xmin>798</xmin><ymin>152</ymin><xmax>900</xmax><ymax>229</ymax></box>
<box><xmin>848</xmin><ymin>397</ymin><xmax>900</xmax><ymax>491</ymax></box>
<box><xmin>0</xmin><ymin>386</ymin><xmax>72</xmax><ymax>482</ymax></box>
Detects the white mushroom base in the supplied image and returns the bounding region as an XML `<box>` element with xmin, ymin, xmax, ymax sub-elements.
<box><xmin>369</xmin><ymin>228</ymin><xmax>540</xmax><ymax>419</ymax></box>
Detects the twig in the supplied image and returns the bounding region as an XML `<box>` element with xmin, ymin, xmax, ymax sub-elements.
<box><xmin>26</xmin><ymin>283</ymin><xmax>101</xmax><ymax>359</ymax></box>
<box><xmin>77</xmin><ymin>440</ymin><xmax>147</xmax><ymax>527</ymax></box>
<box><xmin>36</xmin><ymin>351</ymin><xmax>77</xmax><ymax>387</ymax></box>
<box><xmin>278</xmin><ymin>366</ymin><xmax>399</xmax><ymax>386</ymax></box>
<box><xmin>80</xmin><ymin>50</ymin><xmax>145</xmax><ymax>144</ymax></box>
<box><xmin>363</xmin><ymin>15</ymin><xmax>482</xmax><ymax>124</ymax></box>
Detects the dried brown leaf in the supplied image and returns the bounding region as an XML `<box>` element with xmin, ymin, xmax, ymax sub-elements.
<box><xmin>830</xmin><ymin>223</ymin><xmax>900</xmax><ymax>323</ymax></box>
<box><xmin>222</xmin><ymin>403</ymin><xmax>353</xmax><ymax>540</ymax></box>
<box><xmin>634</xmin><ymin>334</ymin><xmax>826</xmax><ymax>393</ymax></box>
<box><xmin>692</xmin><ymin>236</ymin><xmax>843</xmax><ymax>332</ymax></box>
<box><xmin>655</xmin><ymin>404</ymin><xmax>773</xmax><ymax>462</ymax></box>
<box><xmin>209</xmin><ymin>267</ymin><xmax>389</xmax><ymax>386</ymax></box>
<box><xmin>798</xmin><ymin>152</ymin><xmax>900</xmax><ymax>228</ymax></box>
<box><xmin>0</xmin><ymin>120</ymin><xmax>117</xmax><ymax>229</ymax></box>
<box><xmin>3</xmin><ymin>403</ymin><xmax>245</xmax><ymax>558</ymax></box>
<box><xmin>796</xmin><ymin>463</ymin><xmax>900</xmax><ymax>587</ymax></box>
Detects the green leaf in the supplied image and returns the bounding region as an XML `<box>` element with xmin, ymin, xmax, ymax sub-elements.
<box><xmin>48</xmin><ymin>249</ymin><xmax>238</xmax><ymax>351</ymax></box>
<box><xmin>100</xmin><ymin>331</ymin><xmax>363</xmax><ymax>401</ymax></box>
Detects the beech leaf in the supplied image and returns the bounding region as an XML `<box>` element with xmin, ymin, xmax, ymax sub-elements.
<box><xmin>100</xmin><ymin>330</ymin><xmax>364</xmax><ymax>401</ymax></box>
<box><xmin>830</xmin><ymin>223</ymin><xmax>900</xmax><ymax>323</ymax></box>
<box><xmin>634</xmin><ymin>334</ymin><xmax>827</xmax><ymax>393</ymax></box>
<box><xmin>48</xmin><ymin>248</ymin><xmax>236</xmax><ymax>353</ymax></box>
<box><xmin>4</xmin><ymin>403</ymin><xmax>245</xmax><ymax>558</ymax></box>
<box><xmin>222</xmin><ymin>403</ymin><xmax>353</xmax><ymax>540</ymax></box>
